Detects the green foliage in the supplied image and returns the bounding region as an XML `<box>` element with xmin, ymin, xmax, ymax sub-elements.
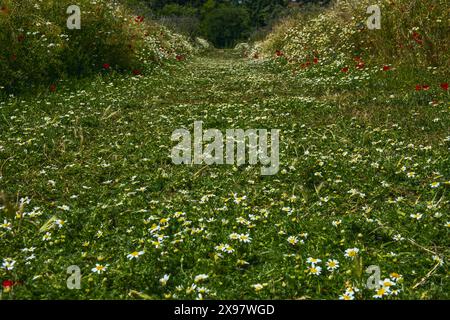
<box><xmin>160</xmin><ymin>3</ymin><xmax>197</xmax><ymax>16</ymax></box>
<box><xmin>141</xmin><ymin>0</ymin><xmax>300</xmax><ymax>47</ymax></box>
<box><xmin>201</xmin><ymin>6</ymin><xmax>250</xmax><ymax>48</ymax></box>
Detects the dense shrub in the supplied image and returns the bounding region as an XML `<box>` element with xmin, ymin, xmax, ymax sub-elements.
<box><xmin>0</xmin><ymin>0</ymin><xmax>194</xmax><ymax>92</ymax></box>
<box><xmin>201</xmin><ymin>6</ymin><xmax>250</xmax><ymax>48</ymax></box>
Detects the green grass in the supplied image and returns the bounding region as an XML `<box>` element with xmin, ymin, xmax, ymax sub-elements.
<box><xmin>0</xmin><ymin>50</ymin><xmax>449</xmax><ymax>300</ymax></box>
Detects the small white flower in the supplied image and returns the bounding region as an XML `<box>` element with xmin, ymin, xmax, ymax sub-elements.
<box><xmin>287</xmin><ymin>236</ymin><xmax>299</xmax><ymax>245</ymax></box>
<box><xmin>306</xmin><ymin>257</ymin><xmax>322</xmax><ymax>265</ymax></box>
<box><xmin>127</xmin><ymin>251</ymin><xmax>144</xmax><ymax>260</ymax></box>
<box><xmin>252</xmin><ymin>283</ymin><xmax>264</xmax><ymax>292</ymax></box>
<box><xmin>326</xmin><ymin>259</ymin><xmax>339</xmax><ymax>271</ymax></box>
<box><xmin>339</xmin><ymin>292</ymin><xmax>354</xmax><ymax>300</ymax></box>
<box><xmin>406</xmin><ymin>172</ymin><xmax>416</xmax><ymax>178</ymax></box>
<box><xmin>307</xmin><ymin>265</ymin><xmax>322</xmax><ymax>275</ymax></box>
<box><xmin>2</xmin><ymin>258</ymin><xmax>16</xmax><ymax>270</ymax></box>
<box><xmin>391</xmin><ymin>289</ymin><xmax>401</xmax><ymax>296</ymax></box>
<box><xmin>223</xmin><ymin>244</ymin><xmax>234</xmax><ymax>253</ymax></box>
<box><xmin>373</xmin><ymin>286</ymin><xmax>390</xmax><ymax>299</ymax></box>
<box><xmin>55</xmin><ymin>219</ymin><xmax>65</xmax><ymax>228</ymax></box>
<box><xmin>26</xmin><ymin>254</ymin><xmax>36</xmax><ymax>261</ymax></box>
<box><xmin>229</xmin><ymin>233</ymin><xmax>239</xmax><ymax>240</ymax></box>
<box><xmin>238</xmin><ymin>233</ymin><xmax>252</xmax><ymax>243</ymax></box>
<box><xmin>380</xmin><ymin>278</ymin><xmax>395</xmax><ymax>288</ymax></box>
<box><xmin>91</xmin><ymin>264</ymin><xmax>108</xmax><ymax>274</ymax></box>
<box><xmin>410</xmin><ymin>213</ymin><xmax>423</xmax><ymax>220</ymax></box>
<box><xmin>393</xmin><ymin>234</ymin><xmax>404</xmax><ymax>241</ymax></box>
<box><xmin>432</xmin><ymin>255</ymin><xmax>444</xmax><ymax>266</ymax></box>
<box><xmin>42</xmin><ymin>232</ymin><xmax>52</xmax><ymax>241</ymax></box>
<box><xmin>215</xmin><ymin>243</ymin><xmax>234</xmax><ymax>253</ymax></box>
<box><xmin>194</xmin><ymin>274</ymin><xmax>209</xmax><ymax>283</ymax></box>
<box><xmin>186</xmin><ymin>283</ymin><xmax>197</xmax><ymax>294</ymax></box>
<box><xmin>344</xmin><ymin>248</ymin><xmax>359</xmax><ymax>259</ymax></box>
<box><xmin>159</xmin><ymin>274</ymin><xmax>170</xmax><ymax>286</ymax></box>
<box><xmin>345</xmin><ymin>286</ymin><xmax>359</xmax><ymax>295</ymax></box>
<box><xmin>332</xmin><ymin>220</ymin><xmax>342</xmax><ymax>227</ymax></box>
<box><xmin>430</xmin><ymin>182</ymin><xmax>440</xmax><ymax>188</ymax></box>
<box><xmin>0</xmin><ymin>219</ymin><xmax>12</xmax><ymax>231</ymax></box>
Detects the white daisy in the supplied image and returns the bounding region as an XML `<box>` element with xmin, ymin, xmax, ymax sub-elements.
<box><xmin>91</xmin><ymin>264</ymin><xmax>108</xmax><ymax>274</ymax></box>
<box><xmin>344</xmin><ymin>248</ymin><xmax>359</xmax><ymax>259</ymax></box>
<box><xmin>2</xmin><ymin>258</ymin><xmax>16</xmax><ymax>270</ymax></box>
<box><xmin>127</xmin><ymin>251</ymin><xmax>144</xmax><ymax>260</ymax></box>
<box><xmin>194</xmin><ymin>274</ymin><xmax>209</xmax><ymax>283</ymax></box>
<box><xmin>326</xmin><ymin>259</ymin><xmax>339</xmax><ymax>271</ymax></box>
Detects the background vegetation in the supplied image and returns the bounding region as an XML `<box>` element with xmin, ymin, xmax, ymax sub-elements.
<box><xmin>0</xmin><ymin>0</ymin><xmax>195</xmax><ymax>92</ymax></box>
<box><xmin>128</xmin><ymin>0</ymin><xmax>331</xmax><ymax>47</ymax></box>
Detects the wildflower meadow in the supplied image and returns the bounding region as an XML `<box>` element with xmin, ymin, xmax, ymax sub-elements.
<box><xmin>0</xmin><ymin>0</ymin><xmax>448</xmax><ymax>302</ymax></box>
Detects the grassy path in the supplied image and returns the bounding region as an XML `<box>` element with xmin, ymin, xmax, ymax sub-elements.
<box><xmin>0</xmin><ymin>50</ymin><xmax>449</xmax><ymax>299</ymax></box>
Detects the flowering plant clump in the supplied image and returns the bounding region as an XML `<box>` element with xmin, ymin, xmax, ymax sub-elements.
<box><xmin>0</xmin><ymin>0</ymin><xmax>195</xmax><ymax>92</ymax></box>
<box><xmin>260</xmin><ymin>0</ymin><xmax>448</xmax><ymax>69</ymax></box>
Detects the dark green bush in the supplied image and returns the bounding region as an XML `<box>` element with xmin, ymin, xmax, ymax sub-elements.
<box><xmin>201</xmin><ymin>6</ymin><xmax>250</xmax><ymax>48</ymax></box>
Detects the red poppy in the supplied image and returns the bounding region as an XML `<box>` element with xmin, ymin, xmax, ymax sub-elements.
<box><xmin>356</xmin><ymin>62</ymin><xmax>365</xmax><ymax>69</ymax></box>
<box><xmin>132</xmin><ymin>69</ymin><xmax>141</xmax><ymax>75</ymax></box>
<box><xmin>415</xmin><ymin>85</ymin><xmax>422</xmax><ymax>91</ymax></box>
<box><xmin>383</xmin><ymin>65</ymin><xmax>391</xmax><ymax>71</ymax></box>
<box><xmin>422</xmin><ymin>85</ymin><xmax>430</xmax><ymax>91</ymax></box>
<box><xmin>412</xmin><ymin>32</ymin><xmax>423</xmax><ymax>45</ymax></box>
<box><xmin>135</xmin><ymin>16</ymin><xmax>144</xmax><ymax>23</ymax></box>
<box><xmin>313</xmin><ymin>57</ymin><xmax>319</xmax><ymax>64</ymax></box>
<box><xmin>176</xmin><ymin>54</ymin><xmax>184</xmax><ymax>61</ymax></box>
<box><xmin>275</xmin><ymin>50</ymin><xmax>283</xmax><ymax>57</ymax></box>
<box><xmin>2</xmin><ymin>280</ymin><xmax>13</xmax><ymax>290</ymax></box>
<box><xmin>440</xmin><ymin>82</ymin><xmax>448</xmax><ymax>91</ymax></box>
<box><xmin>102</xmin><ymin>63</ymin><xmax>110</xmax><ymax>70</ymax></box>
<box><xmin>49</xmin><ymin>84</ymin><xmax>57</xmax><ymax>92</ymax></box>
<box><xmin>341</xmin><ymin>67</ymin><xmax>349</xmax><ymax>73</ymax></box>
